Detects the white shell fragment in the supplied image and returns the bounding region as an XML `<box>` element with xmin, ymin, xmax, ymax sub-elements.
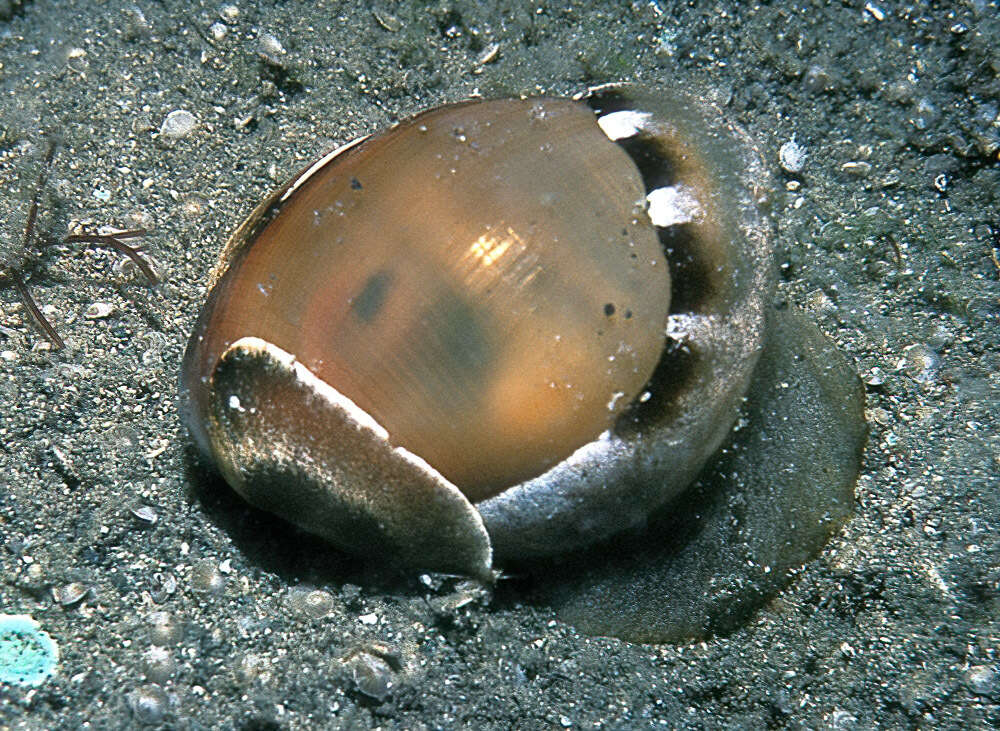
<box><xmin>778</xmin><ymin>138</ymin><xmax>807</xmax><ymax>174</ymax></box>
<box><xmin>204</xmin><ymin>337</ymin><xmax>492</xmax><ymax>580</ymax></box>
<box><xmin>160</xmin><ymin>110</ymin><xmax>198</xmax><ymax>139</ymax></box>
<box><xmin>84</xmin><ymin>302</ymin><xmax>116</xmax><ymax>319</ymax></box>
<box><xmin>646</xmin><ymin>184</ymin><xmax>705</xmax><ymax>228</ymax></box>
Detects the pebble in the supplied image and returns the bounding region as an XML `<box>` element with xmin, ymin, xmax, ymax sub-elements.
<box><xmin>288</xmin><ymin>587</ymin><xmax>336</xmax><ymax>619</ymax></box>
<box><xmin>147</xmin><ymin>611</ymin><xmax>183</xmax><ymax>646</ymax></box>
<box><xmin>899</xmin><ymin>343</ymin><xmax>938</xmax><ymax>383</ymax></box>
<box><xmin>257</xmin><ymin>32</ymin><xmax>286</xmax><ymax>66</ymax></box>
<box><xmin>372</xmin><ymin>9</ymin><xmax>402</xmax><ymax>32</ymax></box>
<box><xmin>129</xmin><ymin>683</ymin><xmax>169</xmax><ymax>725</ymax></box>
<box><xmin>115</xmin><ymin>249</ymin><xmax>159</xmax><ymax>280</ymax></box>
<box><xmin>52</xmin><ymin>581</ymin><xmax>89</xmax><ymax>607</ymax></box>
<box><xmin>478</xmin><ymin>42</ymin><xmax>500</xmax><ymax>65</ymax></box>
<box><xmin>967</xmin><ymin>665</ymin><xmax>997</xmax><ymax>696</ymax></box>
<box><xmin>885</xmin><ymin>79</ymin><xmax>916</xmax><ymax>105</ymax></box>
<box><xmin>122</xmin><ymin>5</ymin><xmax>151</xmax><ymax>40</ymax></box>
<box><xmin>142</xmin><ymin>645</ymin><xmax>175</xmax><ymax>684</ymax></box>
<box><xmin>140</xmin><ymin>331</ymin><xmax>170</xmax><ymax>365</ymax></box>
<box><xmin>779</xmin><ymin>138</ymin><xmax>807</xmax><ymax>174</ymax></box>
<box><xmin>345</xmin><ymin>650</ymin><xmax>395</xmax><ymax>702</ymax></box>
<box><xmin>84</xmin><ymin>302</ymin><xmax>115</xmax><ymax>319</ymax></box>
<box><xmin>131</xmin><ymin>505</ymin><xmax>158</xmax><ymax>526</ymax></box>
<box><xmin>429</xmin><ymin>579</ymin><xmax>490</xmax><ymax>616</ymax></box>
<box><xmin>970</xmin><ymin>101</ymin><xmax>1000</xmax><ymax>156</ymax></box>
<box><xmin>867</xmin><ymin>407</ymin><xmax>891</xmax><ymax>427</ymax></box>
<box><xmin>806</xmin><ymin>288</ymin><xmax>837</xmax><ymax>313</ymax></box>
<box><xmin>864</xmin><ymin>366</ymin><xmax>886</xmax><ymax>387</ymax></box>
<box><xmin>803</xmin><ymin>64</ymin><xmax>834</xmax><ymax>93</ymax></box>
<box><xmin>826</xmin><ymin>709</ymin><xmax>859</xmax><ymax>729</ymax></box>
<box><xmin>150</xmin><ymin>573</ymin><xmax>178</xmax><ymax>604</ymax></box>
<box><xmin>840</xmin><ymin>161</ymin><xmax>872</xmax><ymax>178</ymax></box>
<box><xmin>909</xmin><ymin>97</ymin><xmax>940</xmax><ymax>131</ymax></box>
<box><xmin>105</xmin><ymin>425</ymin><xmax>139</xmax><ymax>449</ymax></box>
<box><xmin>236</xmin><ymin>653</ymin><xmax>272</xmax><ymax>685</ymax></box>
<box><xmin>863</xmin><ymin>2</ymin><xmax>886</xmax><ymax>21</ymax></box>
<box><xmin>159</xmin><ymin>109</ymin><xmax>198</xmax><ymax>139</ymax></box>
<box><xmin>190</xmin><ymin>559</ymin><xmax>226</xmax><ymax>594</ymax></box>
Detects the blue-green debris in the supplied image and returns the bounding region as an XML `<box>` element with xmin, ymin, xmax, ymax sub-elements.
<box><xmin>0</xmin><ymin>614</ymin><xmax>59</xmax><ymax>686</ymax></box>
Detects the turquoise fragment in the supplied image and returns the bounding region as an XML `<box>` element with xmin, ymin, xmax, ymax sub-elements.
<box><xmin>0</xmin><ymin>614</ymin><xmax>59</xmax><ymax>686</ymax></box>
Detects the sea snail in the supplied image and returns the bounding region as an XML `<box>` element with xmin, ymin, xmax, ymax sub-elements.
<box><xmin>180</xmin><ymin>84</ymin><xmax>774</xmax><ymax>581</ymax></box>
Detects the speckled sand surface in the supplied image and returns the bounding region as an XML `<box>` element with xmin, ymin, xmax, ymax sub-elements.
<box><xmin>1</xmin><ymin>1</ymin><xmax>998</xmax><ymax>728</ymax></box>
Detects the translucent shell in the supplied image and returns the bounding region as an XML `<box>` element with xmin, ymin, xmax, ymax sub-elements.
<box><xmin>187</xmin><ymin>98</ymin><xmax>670</xmax><ymax>501</ymax></box>
<box><xmin>180</xmin><ymin>84</ymin><xmax>773</xmax><ymax>579</ymax></box>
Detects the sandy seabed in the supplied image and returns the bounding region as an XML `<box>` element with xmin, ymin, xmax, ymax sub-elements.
<box><xmin>1</xmin><ymin>1</ymin><xmax>998</xmax><ymax>728</ymax></box>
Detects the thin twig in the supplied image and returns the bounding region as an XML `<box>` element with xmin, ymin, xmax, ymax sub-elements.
<box><xmin>15</xmin><ymin>139</ymin><xmax>64</xmax><ymax>348</ymax></box>
<box><xmin>21</xmin><ymin>139</ymin><xmax>57</xmax><ymax>248</ymax></box>
<box><xmin>884</xmin><ymin>233</ymin><xmax>903</xmax><ymax>267</ymax></box>
<box><xmin>7</xmin><ymin>140</ymin><xmax>159</xmax><ymax>349</ymax></box>
<box><xmin>64</xmin><ymin>229</ymin><xmax>158</xmax><ymax>285</ymax></box>
<box><xmin>11</xmin><ymin>272</ymin><xmax>65</xmax><ymax>349</ymax></box>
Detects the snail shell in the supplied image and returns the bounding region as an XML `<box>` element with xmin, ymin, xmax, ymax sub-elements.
<box><xmin>180</xmin><ymin>84</ymin><xmax>772</xmax><ymax>579</ymax></box>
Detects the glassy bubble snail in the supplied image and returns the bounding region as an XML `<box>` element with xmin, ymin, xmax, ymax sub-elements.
<box><xmin>180</xmin><ymin>83</ymin><xmax>858</xmax><ymax>602</ymax></box>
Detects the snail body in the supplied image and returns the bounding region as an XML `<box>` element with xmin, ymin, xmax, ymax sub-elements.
<box><xmin>181</xmin><ymin>84</ymin><xmax>775</xmax><ymax>580</ymax></box>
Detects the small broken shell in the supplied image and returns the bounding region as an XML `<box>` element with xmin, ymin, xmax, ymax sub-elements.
<box><xmin>180</xmin><ymin>84</ymin><xmax>772</xmax><ymax>580</ymax></box>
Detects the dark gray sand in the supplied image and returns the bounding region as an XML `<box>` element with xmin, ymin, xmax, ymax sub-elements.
<box><xmin>1</xmin><ymin>0</ymin><xmax>998</xmax><ymax>727</ymax></box>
